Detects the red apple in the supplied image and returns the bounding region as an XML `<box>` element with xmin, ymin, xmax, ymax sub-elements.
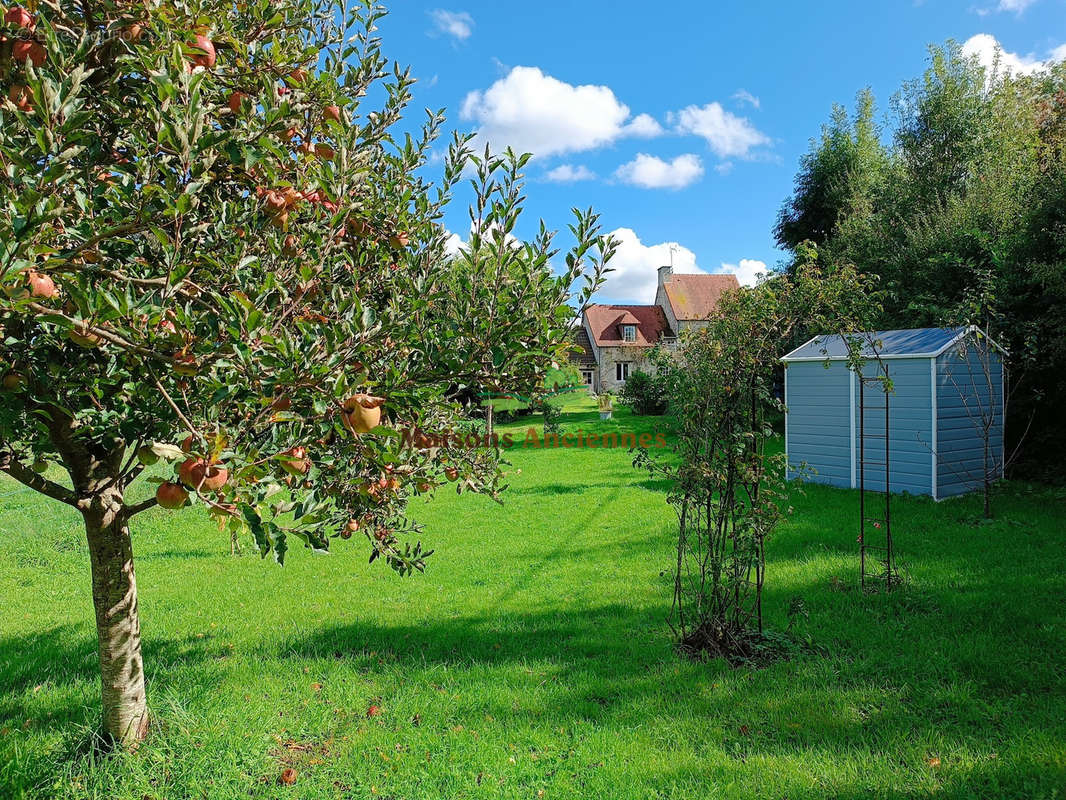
<box><xmin>172</xmin><ymin>352</ymin><xmax>198</xmax><ymax>376</ymax></box>
<box><xmin>187</xmin><ymin>34</ymin><xmax>216</xmax><ymax>69</ymax></box>
<box><xmin>314</xmin><ymin>143</ymin><xmax>334</xmax><ymax>161</ymax></box>
<box><xmin>156</xmin><ymin>482</ymin><xmax>189</xmax><ymax>509</ymax></box>
<box><xmin>11</xmin><ymin>40</ymin><xmax>45</xmax><ymax>67</ymax></box>
<box><xmin>444</xmin><ymin>467</ymin><xmax>459</xmax><ymax>482</ymax></box>
<box><xmin>26</xmin><ymin>271</ymin><xmax>56</xmax><ymax>299</ymax></box>
<box><xmin>279</xmin><ymin>446</ymin><xmax>310</xmax><ymax>476</ymax></box>
<box><xmin>227</xmin><ymin>91</ymin><xmax>246</xmax><ymax>114</ymax></box>
<box><xmin>323</xmin><ymin>104</ymin><xmax>341</xmax><ymax>123</ymax></box>
<box><xmin>178</xmin><ymin>458</ymin><xmax>228</xmax><ymax>491</ymax></box>
<box><xmin>7</xmin><ymin>84</ymin><xmax>32</xmax><ymax>113</ymax></box>
<box><xmin>366</xmin><ymin>704</ymin><xmax>381</xmax><ymax>718</ymax></box>
<box><xmin>4</xmin><ymin>6</ymin><xmax>34</xmax><ymax>29</ymax></box>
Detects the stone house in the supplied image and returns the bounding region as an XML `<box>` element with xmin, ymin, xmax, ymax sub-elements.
<box><xmin>571</xmin><ymin>266</ymin><xmax>740</xmax><ymax>393</ymax></box>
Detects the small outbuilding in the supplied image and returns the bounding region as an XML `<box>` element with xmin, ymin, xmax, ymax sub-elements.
<box><xmin>781</xmin><ymin>327</ymin><xmax>1005</xmax><ymax>499</ymax></box>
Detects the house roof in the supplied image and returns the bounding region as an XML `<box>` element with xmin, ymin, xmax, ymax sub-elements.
<box><xmin>662</xmin><ymin>273</ymin><xmax>740</xmax><ymax>321</ymax></box>
<box><xmin>781</xmin><ymin>326</ymin><xmax>1007</xmax><ymax>362</ymax></box>
<box><xmin>568</xmin><ymin>326</ymin><xmax>597</xmax><ymax>366</ymax></box>
<box><xmin>584</xmin><ymin>304</ymin><xmax>672</xmax><ymax>347</ymax></box>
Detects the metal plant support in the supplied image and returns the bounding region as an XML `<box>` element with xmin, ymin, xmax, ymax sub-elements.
<box><xmin>859</xmin><ymin>365</ymin><xmax>896</xmax><ymax>590</ymax></box>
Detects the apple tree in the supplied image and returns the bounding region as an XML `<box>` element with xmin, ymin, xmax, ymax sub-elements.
<box><xmin>0</xmin><ymin>0</ymin><xmax>611</xmax><ymax>746</ymax></box>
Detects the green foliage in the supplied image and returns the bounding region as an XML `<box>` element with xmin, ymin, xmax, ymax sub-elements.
<box><xmin>618</xmin><ymin>369</ymin><xmax>666</xmax><ymax>416</ymax></box>
<box><xmin>778</xmin><ymin>42</ymin><xmax>1066</xmax><ymax>478</ymax></box>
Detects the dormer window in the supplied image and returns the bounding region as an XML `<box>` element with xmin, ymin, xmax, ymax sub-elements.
<box><xmin>622</xmin><ymin>324</ymin><xmax>637</xmax><ymax>342</ymax></box>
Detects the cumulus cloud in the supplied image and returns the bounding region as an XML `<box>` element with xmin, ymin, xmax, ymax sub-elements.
<box><xmin>673</xmin><ymin>102</ymin><xmax>771</xmax><ymax>159</ymax></box>
<box><xmin>460</xmin><ymin>66</ymin><xmax>662</xmax><ymax>158</ymax></box>
<box><xmin>597</xmin><ymin>228</ymin><xmax>702</xmax><ymax>303</ymax></box>
<box><xmin>428</xmin><ymin>10</ymin><xmax>474</xmax><ymax>41</ymax></box>
<box><xmin>544</xmin><ymin>164</ymin><xmax>596</xmax><ymax>183</ymax></box>
<box><xmin>613</xmin><ymin>153</ymin><xmax>704</xmax><ymax>190</ymax></box>
<box><xmin>732</xmin><ymin>89</ymin><xmax>761</xmax><ymax>109</ymax></box>
<box><xmin>720</xmin><ymin>259</ymin><xmax>768</xmax><ymax>288</ymax></box>
<box><xmin>962</xmin><ymin>33</ymin><xmax>1063</xmax><ymax>76</ymax></box>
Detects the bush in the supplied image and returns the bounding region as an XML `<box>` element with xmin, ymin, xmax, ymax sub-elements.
<box><xmin>620</xmin><ymin>370</ymin><xmax>667</xmax><ymax>415</ymax></box>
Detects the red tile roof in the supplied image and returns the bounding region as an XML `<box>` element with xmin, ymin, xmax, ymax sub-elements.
<box><xmin>584</xmin><ymin>304</ymin><xmax>672</xmax><ymax>347</ymax></box>
<box><xmin>662</xmin><ymin>273</ymin><xmax>740</xmax><ymax>321</ymax></box>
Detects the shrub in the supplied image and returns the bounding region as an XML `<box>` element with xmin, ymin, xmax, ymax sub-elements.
<box><xmin>620</xmin><ymin>370</ymin><xmax>667</xmax><ymax>415</ymax></box>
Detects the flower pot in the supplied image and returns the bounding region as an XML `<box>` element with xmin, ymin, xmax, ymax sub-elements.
<box><xmin>600</xmin><ymin>411</ymin><xmax>612</xmax><ymax>421</ymax></box>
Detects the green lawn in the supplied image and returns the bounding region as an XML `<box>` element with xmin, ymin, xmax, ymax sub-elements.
<box><xmin>1</xmin><ymin>395</ymin><xmax>1065</xmax><ymax>799</ymax></box>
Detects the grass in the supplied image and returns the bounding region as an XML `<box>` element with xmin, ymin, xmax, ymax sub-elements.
<box><xmin>1</xmin><ymin>394</ymin><xmax>1065</xmax><ymax>799</ymax></box>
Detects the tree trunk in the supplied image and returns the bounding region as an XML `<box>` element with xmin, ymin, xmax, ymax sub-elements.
<box><xmin>485</xmin><ymin>402</ymin><xmax>494</xmax><ymax>438</ymax></box>
<box><xmin>83</xmin><ymin>488</ymin><xmax>148</xmax><ymax>747</ymax></box>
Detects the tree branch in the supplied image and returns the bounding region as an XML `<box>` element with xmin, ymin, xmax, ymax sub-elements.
<box><xmin>125</xmin><ymin>496</ymin><xmax>158</xmax><ymax>517</ymax></box>
<box><xmin>0</xmin><ymin>452</ymin><xmax>78</xmax><ymax>506</ymax></box>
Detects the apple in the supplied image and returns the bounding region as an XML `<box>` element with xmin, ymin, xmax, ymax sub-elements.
<box><xmin>287</xmin><ymin>68</ymin><xmax>308</xmax><ymax>84</ymax></box>
<box><xmin>282</xmin><ymin>234</ymin><xmax>298</xmax><ymax>256</ymax></box>
<box><xmin>178</xmin><ymin>458</ymin><xmax>229</xmax><ymax>491</ymax></box>
<box><xmin>137</xmin><ymin>445</ymin><xmax>160</xmax><ymax>466</ymax></box>
<box><xmin>4</xmin><ymin>6</ymin><xmax>34</xmax><ymax>29</ymax></box>
<box><xmin>7</xmin><ymin>84</ymin><xmax>32</xmax><ymax>113</ymax></box>
<box><xmin>444</xmin><ymin>467</ymin><xmax>459</xmax><ymax>482</ymax></box>
<box><xmin>1</xmin><ymin>372</ymin><xmax>24</xmax><ymax>391</ymax></box>
<box><xmin>26</xmin><ymin>271</ymin><xmax>57</xmax><ymax>299</ymax></box>
<box><xmin>340</xmin><ymin>393</ymin><xmax>384</xmax><ymax>435</ymax></box>
<box><xmin>227</xmin><ymin>91</ymin><xmax>246</xmax><ymax>114</ymax></box>
<box><xmin>181</xmin><ymin>434</ymin><xmax>196</xmax><ymax>453</ymax></box>
<box><xmin>270</xmin><ymin>393</ymin><xmax>292</xmax><ymax>412</ymax></box>
<box><xmin>68</xmin><ymin>322</ymin><xmax>103</xmax><ymax>348</ymax></box>
<box><xmin>323</xmin><ymin>104</ymin><xmax>341</xmax><ymax>123</ymax></box>
<box><xmin>122</xmin><ymin>21</ymin><xmax>146</xmax><ymax>42</ymax></box>
<box><xmin>279</xmin><ymin>446</ymin><xmax>310</xmax><ymax>476</ymax></box>
<box><xmin>314</xmin><ymin>143</ymin><xmax>334</xmax><ymax>161</ymax></box>
<box><xmin>366</xmin><ymin>704</ymin><xmax>381</xmax><ymax>718</ymax></box>
<box><xmin>156</xmin><ymin>482</ymin><xmax>189</xmax><ymax>509</ymax></box>
<box><xmin>31</xmin><ymin>458</ymin><xmax>47</xmax><ymax>473</ymax></box>
<box><xmin>416</xmin><ymin>481</ymin><xmax>432</xmax><ymax>493</ymax></box>
<box><xmin>187</xmin><ymin>34</ymin><xmax>216</xmax><ymax>69</ymax></box>
<box><xmin>374</xmin><ymin>527</ymin><xmax>388</xmax><ymax>542</ymax></box>
<box><xmin>11</xmin><ymin>40</ymin><xmax>45</xmax><ymax>67</ymax></box>
<box><xmin>172</xmin><ymin>352</ymin><xmax>198</xmax><ymax>376</ymax></box>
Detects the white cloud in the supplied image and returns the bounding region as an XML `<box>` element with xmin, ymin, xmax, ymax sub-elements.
<box><xmin>598</xmin><ymin>228</ymin><xmax>703</xmax><ymax>303</ymax></box>
<box><xmin>460</xmin><ymin>66</ymin><xmax>662</xmax><ymax>158</ymax></box>
<box><xmin>544</xmin><ymin>164</ymin><xmax>596</xmax><ymax>183</ymax></box>
<box><xmin>625</xmin><ymin>113</ymin><xmax>665</xmax><ymax>137</ymax></box>
<box><xmin>673</xmin><ymin>102</ymin><xmax>771</xmax><ymax>159</ymax></box>
<box><xmin>720</xmin><ymin>259</ymin><xmax>768</xmax><ymax>288</ymax></box>
<box><xmin>732</xmin><ymin>89</ymin><xmax>761</xmax><ymax>109</ymax></box>
<box><xmin>997</xmin><ymin>0</ymin><xmax>1037</xmax><ymax>12</ymax></box>
<box><xmin>614</xmin><ymin>153</ymin><xmax>704</xmax><ymax>190</ymax></box>
<box><xmin>961</xmin><ymin>33</ymin><xmax>1064</xmax><ymax>76</ymax></box>
<box><xmin>443</xmin><ymin>230</ymin><xmax>464</xmax><ymax>257</ymax></box>
<box><xmin>428</xmin><ymin>10</ymin><xmax>474</xmax><ymax>41</ymax></box>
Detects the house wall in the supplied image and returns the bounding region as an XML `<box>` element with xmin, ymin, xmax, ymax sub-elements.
<box><xmin>655</xmin><ymin>284</ymin><xmax>679</xmax><ymax>334</ymax></box>
<box><xmin>785</xmin><ymin>357</ymin><xmax>934</xmax><ymax>495</ymax></box>
<box><xmin>936</xmin><ymin>345</ymin><xmax>1004</xmax><ymax>498</ymax></box>
<box><xmin>595</xmin><ymin>345</ymin><xmax>656</xmax><ymax>393</ymax></box>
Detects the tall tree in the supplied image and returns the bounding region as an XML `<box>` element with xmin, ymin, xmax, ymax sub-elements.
<box><xmin>0</xmin><ymin>0</ymin><xmax>611</xmax><ymax>746</ymax></box>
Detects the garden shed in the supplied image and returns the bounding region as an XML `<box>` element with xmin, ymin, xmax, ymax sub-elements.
<box><xmin>781</xmin><ymin>326</ymin><xmax>1005</xmax><ymax>499</ymax></box>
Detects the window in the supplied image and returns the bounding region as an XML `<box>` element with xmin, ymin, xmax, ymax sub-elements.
<box><xmin>581</xmin><ymin>369</ymin><xmax>593</xmax><ymax>386</ymax></box>
<box><xmin>616</xmin><ymin>362</ymin><xmax>631</xmax><ymax>382</ymax></box>
<box><xmin>622</xmin><ymin>325</ymin><xmax>637</xmax><ymax>342</ymax></box>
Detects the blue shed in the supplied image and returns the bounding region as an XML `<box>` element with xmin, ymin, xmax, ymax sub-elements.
<box><xmin>781</xmin><ymin>327</ymin><xmax>1005</xmax><ymax>499</ymax></box>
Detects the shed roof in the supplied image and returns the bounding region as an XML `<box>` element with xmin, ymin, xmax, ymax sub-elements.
<box><xmin>781</xmin><ymin>326</ymin><xmax>1005</xmax><ymax>362</ymax></box>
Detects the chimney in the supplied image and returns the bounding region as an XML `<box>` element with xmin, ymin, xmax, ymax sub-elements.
<box><xmin>657</xmin><ymin>264</ymin><xmax>673</xmax><ymax>287</ymax></box>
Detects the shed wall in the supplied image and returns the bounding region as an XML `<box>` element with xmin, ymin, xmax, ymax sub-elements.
<box><xmin>785</xmin><ymin>360</ymin><xmax>853</xmax><ymax>488</ymax></box>
<box><xmin>936</xmin><ymin>347</ymin><xmax>1004</xmax><ymax>498</ymax></box>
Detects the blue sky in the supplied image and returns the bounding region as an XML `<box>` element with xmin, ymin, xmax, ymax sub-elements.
<box><xmin>375</xmin><ymin>1</ymin><xmax>1066</xmax><ymax>304</ymax></box>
